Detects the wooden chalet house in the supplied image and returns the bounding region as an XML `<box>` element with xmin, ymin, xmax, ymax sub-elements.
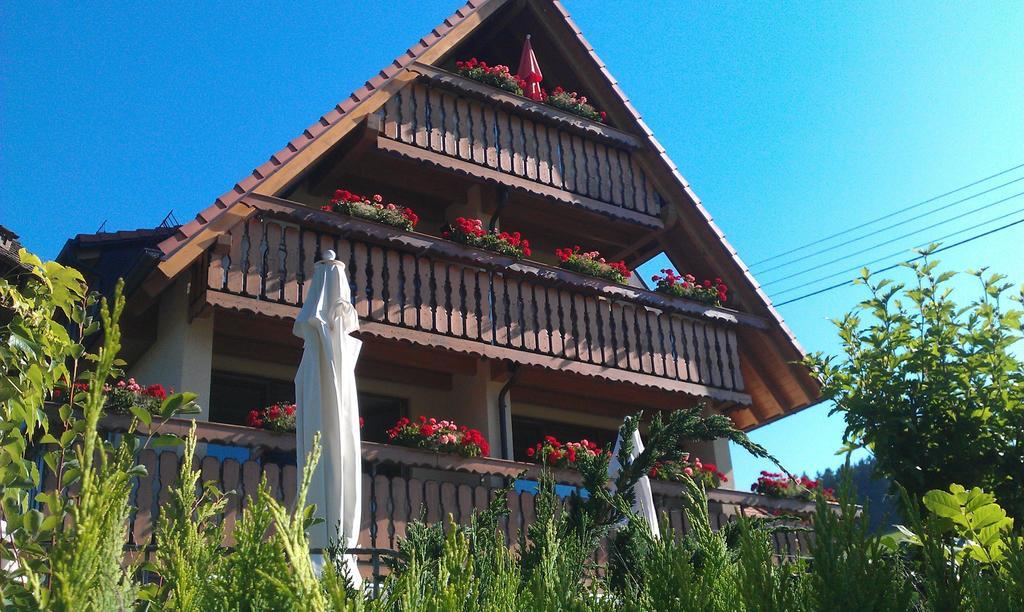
<box><xmin>59</xmin><ymin>0</ymin><xmax>821</xmax><ymax>563</ymax></box>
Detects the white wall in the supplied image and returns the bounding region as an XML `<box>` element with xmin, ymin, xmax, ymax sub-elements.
<box><xmin>129</xmin><ymin>276</ymin><xmax>214</xmax><ymax>418</ymax></box>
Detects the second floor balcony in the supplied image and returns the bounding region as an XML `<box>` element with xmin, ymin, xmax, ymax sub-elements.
<box><xmin>196</xmin><ymin>195</ymin><xmax>770</xmax><ymax>406</ymax></box>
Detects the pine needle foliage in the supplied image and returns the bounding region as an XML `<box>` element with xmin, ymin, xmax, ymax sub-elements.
<box><xmin>150</xmin><ymin>421</ymin><xmax>229</xmax><ymax>610</ymax></box>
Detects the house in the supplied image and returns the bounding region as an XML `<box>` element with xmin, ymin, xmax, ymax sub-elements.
<box><xmin>58</xmin><ymin>0</ymin><xmax>821</xmax><ymax>558</ymax></box>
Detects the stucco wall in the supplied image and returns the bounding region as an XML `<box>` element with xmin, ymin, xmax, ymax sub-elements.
<box><xmin>129</xmin><ymin>276</ymin><xmax>214</xmax><ymax>418</ymax></box>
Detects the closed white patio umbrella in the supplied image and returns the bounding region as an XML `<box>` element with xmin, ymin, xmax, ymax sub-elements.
<box><xmin>294</xmin><ymin>249</ymin><xmax>363</xmax><ymax>587</ymax></box>
<box><xmin>608</xmin><ymin>421</ymin><xmax>660</xmax><ymax>539</ymax></box>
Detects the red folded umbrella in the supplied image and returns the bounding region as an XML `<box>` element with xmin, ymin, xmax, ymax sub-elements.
<box><xmin>516</xmin><ymin>34</ymin><xmax>545</xmax><ymax>101</ymax></box>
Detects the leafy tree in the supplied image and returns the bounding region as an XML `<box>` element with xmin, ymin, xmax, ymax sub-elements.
<box><xmin>806</xmin><ymin>248</ymin><xmax>1024</xmax><ymax>519</ymax></box>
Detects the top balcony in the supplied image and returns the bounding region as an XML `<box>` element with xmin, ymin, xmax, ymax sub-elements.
<box><xmin>372</xmin><ymin>63</ymin><xmax>665</xmax><ymax>228</ymax></box>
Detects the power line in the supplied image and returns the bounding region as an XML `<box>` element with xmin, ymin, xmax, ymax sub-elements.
<box><xmin>760</xmin><ymin>190</ymin><xmax>1024</xmax><ymax>288</ymax></box>
<box><xmin>769</xmin><ymin>205</ymin><xmax>1024</xmax><ymax>297</ymax></box>
<box><xmin>772</xmin><ymin>215</ymin><xmax>1024</xmax><ymax>307</ymax></box>
<box><xmin>756</xmin><ymin>176</ymin><xmax>1024</xmax><ymax>275</ymax></box>
<box><xmin>749</xmin><ymin>162</ymin><xmax>1024</xmax><ymax>267</ymax></box>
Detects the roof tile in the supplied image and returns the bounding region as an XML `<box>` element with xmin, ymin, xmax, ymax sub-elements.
<box><xmin>321</xmin><ymin>109</ymin><xmax>342</xmax><ymax>124</ymax></box>
<box><xmin>253</xmin><ymin>161</ymin><xmax>277</xmax><ymax>179</ymax></box>
<box><xmin>236</xmin><ymin>176</ymin><xmax>259</xmax><ymax>192</ymax></box>
<box><xmin>288</xmin><ymin>135</ymin><xmax>309</xmax><ymax>150</ymax></box>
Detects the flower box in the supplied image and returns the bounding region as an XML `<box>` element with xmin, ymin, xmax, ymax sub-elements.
<box><xmin>442</xmin><ymin>217</ymin><xmax>531</xmax><ymax>259</ymax></box>
<box><xmin>54</xmin><ymin>378</ymin><xmax>170</xmax><ymax>416</ymax></box>
<box><xmin>455</xmin><ymin>58</ymin><xmax>525</xmax><ymax>95</ymax></box>
<box><xmin>525</xmin><ymin>436</ymin><xmax>609</xmax><ymax>469</ymax></box>
<box><xmin>751</xmin><ymin>471</ymin><xmax>835</xmax><ymax>502</ymax></box>
<box><xmin>649</xmin><ymin>454</ymin><xmax>727</xmax><ymax>489</ymax></box>
<box><xmin>555</xmin><ymin>246</ymin><xmax>630</xmax><ymax>284</ymax></box>
<box><xmin>545</xmin><ymin>87</ymin><xmax>606</xmax><ymax>123</ymax></box>
<box><xmin>247</xmin><ymin>401</ymin><xmax>297</xmax><ymax>433</ymax></box>
<box><xmin>322</xmin><ymin>189</ymin><xmax>420</xmax><ymax>231</ymax></box>
<box><xmin>651</xmin><ymin>268</ymin><xmax>728</xmax><ymax>306</ymax></box>
<box><xmin>386</xmin><ymin>416</ymin><xmax>489</xmax><ymax>458</ymax></box>
<box><xmin>453</xmin><ymin>58</ymin><xmax>607</xmax><ymax>124</ymax></box>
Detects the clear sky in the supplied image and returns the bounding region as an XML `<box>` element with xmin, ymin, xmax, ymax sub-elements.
<box><xmin>3</xmin><ymin>1</ymin><xmax>1022</xmax><ymax>489</ymax></box>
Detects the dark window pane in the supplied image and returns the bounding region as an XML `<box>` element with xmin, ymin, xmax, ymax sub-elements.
<box><xmin>511</xmin><ymin>416</ymin><xmax>617</xmax><ymax>462</ymax></box>
<box><xmin>209</xmin><ymin>371</ymin><xmax>406</xmax><ymax>444</ymax></box>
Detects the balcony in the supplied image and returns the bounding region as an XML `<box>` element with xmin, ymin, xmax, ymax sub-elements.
<box><xmin>100</xmin><ymin>415</ymin><xmax>815</xmax><ymax>572</ymax></box>
<box><xmin>201</xmin><ymin>196</ymin><xmax>768</xmax><ymax>403</ymax></box>
<box><xmin>371</xmin><ymin>62</ymin><xmax>665</xmax><ymax>228</ymax></box>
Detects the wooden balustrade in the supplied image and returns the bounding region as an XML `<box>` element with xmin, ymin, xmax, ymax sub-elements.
<box><xmin>207</xmin><ymin>212</ymin><xmax>748</xmax><ymax>399</ymax></box>
<box><xmin>377</xmin><ymin>74</ymin><xmax>664</xmax><ymax>220</ymax></box>
<box><xmin>96</xmin><ymin>417</ymin><xmax>815</xmax><ymax>566</ymax></box>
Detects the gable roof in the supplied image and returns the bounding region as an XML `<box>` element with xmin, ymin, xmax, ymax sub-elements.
<box><xmin>142</xmin><ymin>0</ymin><xmax>820</xmax><ymax>424</ymax></box>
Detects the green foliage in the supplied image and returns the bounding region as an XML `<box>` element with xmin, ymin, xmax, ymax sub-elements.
<box><xmin>816</xmin><ymin>456</ymin><xmax>895</xmax><ymax>533</ymax></box>
<box><xmin>150</xmin><ymin>422</ymin><xmax>229</xmax><ymax>609</ymax></box>
<box><xmin>0</xmin><ymin>250</ymin><xmax>218</xmax><ymax>608</ymax></box>
<box><xmin>808</xmin><ymin>473</ymin><xmax>912</xmax><ymax>611</ymax></box>
<box><xmin>806</xmin><ymin>249</ymin><xmax>1024</xmax><ymax>518</ymax></box>
<box><xmin>209</xmin><ymin>476</ymin><xmax>293</xmax><ymax>610</ymax></box>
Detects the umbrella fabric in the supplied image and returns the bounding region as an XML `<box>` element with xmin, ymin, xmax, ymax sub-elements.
<box><xmin>608</xmin><ymin>423</ymin><xmax>660</xmax><ymax>539</ymax></box>
<box><xmin>516</xmin><ymin>34</ymin><xmax>545</xmax><ymax>101</ymax></box>
<box><xmin>294</xmin><ymin>250</ymin><xmax>363</xmax><ymax>586</ymax></box>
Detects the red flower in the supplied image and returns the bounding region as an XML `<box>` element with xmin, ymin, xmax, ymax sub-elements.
<box><xmin>246</xmin><ymin>410</ymin><xmax>262</xmax><ymax>428</ymax></box>
<box><xmin>144</xmin><ymin>384</ymin><xmax>167</xmax><ymax>400</ymax></box>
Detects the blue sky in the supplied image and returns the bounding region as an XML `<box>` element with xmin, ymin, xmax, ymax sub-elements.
<box><xmin>3</xmin><ymin>1</ymin><xmax>1022</xmax><ymax>488</ymax></box>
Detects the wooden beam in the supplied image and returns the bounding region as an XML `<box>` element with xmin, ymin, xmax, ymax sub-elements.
<box><xmin>511</xmin><ymin>386</ymin><xmax>661</xmax><ymax>420</ymax></box>
<box><xmin>738</xmin><ymin>356</ymin><xmax>786</xmax><ymax>423</ymax></box>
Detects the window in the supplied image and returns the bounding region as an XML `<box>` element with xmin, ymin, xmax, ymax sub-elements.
<box><xmin>511</xmin><ymin>416</ymin><xmax>617</xmax><ymax>462</ymax></box>
<box><xmin>210</xmin><ymin>371</ymin><xmax>293</xmax><ymax>426</ymax></box>
<box><xmin>209</xmin><ymin>371</ymin><xmax>406</xmax><ymax>443</ymax></box>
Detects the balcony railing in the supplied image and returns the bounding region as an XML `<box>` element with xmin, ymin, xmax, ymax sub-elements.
<box><xmin>90</xmin><ymin>416</ymin><xmax>816</xmax><ymax>570</ymax></box>
<box><xmin>205</xmin><ymin>202</ymin><xmax>760</xmax><ymax>401</ymax></box>
<box><xmin>373</xmin><ymin>64</ymin><xmax>665</xmax><ymax>225</ymax></box>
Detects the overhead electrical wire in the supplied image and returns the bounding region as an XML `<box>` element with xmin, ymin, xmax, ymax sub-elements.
<box><xmin>768</xmin><ymin>205</ymin><xmax>1024</xmax><ymax>297</ymax></box>
<box><xmin>759</xmin><ymin>190</ymin><xmax>1024</xmax><ymax>288</ymax></box>
<box><xmin>771</xmin><ymin>215</ymin><xmax>1024</xmax><ymax>307</ymax></box>
<box><xmin>755</xmin><ymin>176</ymin><xmax>1024</xmax><ymax>276</ymax></box>
<box><xmin>749</xmin><ymin>162</ymin><xmax>1024</xmax><ymax>268</ymax></box>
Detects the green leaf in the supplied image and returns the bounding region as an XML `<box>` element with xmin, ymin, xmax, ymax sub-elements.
<box><xmin>971</xmin><ymin>504</ymin><xmax>1009</xmax><ymax>530</ymax></box>
<box><xmin>151</xmin><ymin>434</ymin><xmax>183</xmax><ymax>448</ymax></box>
<box><xmin>977</xmin><ymin>523</ymin><xmax>1007</xmax><ymax>547</ymax></box>
<box><xmin>922</xmin><ymin>489</ymin><xmax>961</xmax><ymax>518</ymax></box>
<box><xmin>159</xmin><ymin>392</ymin><xmax>199</xmax><ymax>418</ymax></box>
<box><xmin>23</xmin><ymin>509</ymin><xmax>43</xmax><ymax>535</ymax></box>
<box><xmin>130</xmin><ymin>405</ymin><xmax>153</xmax><ymax>427</ymax></box>
<box><xmin>40</xmin><ymin>514</ymin><xmax>61</xmax><ymax>533</ymax></box>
